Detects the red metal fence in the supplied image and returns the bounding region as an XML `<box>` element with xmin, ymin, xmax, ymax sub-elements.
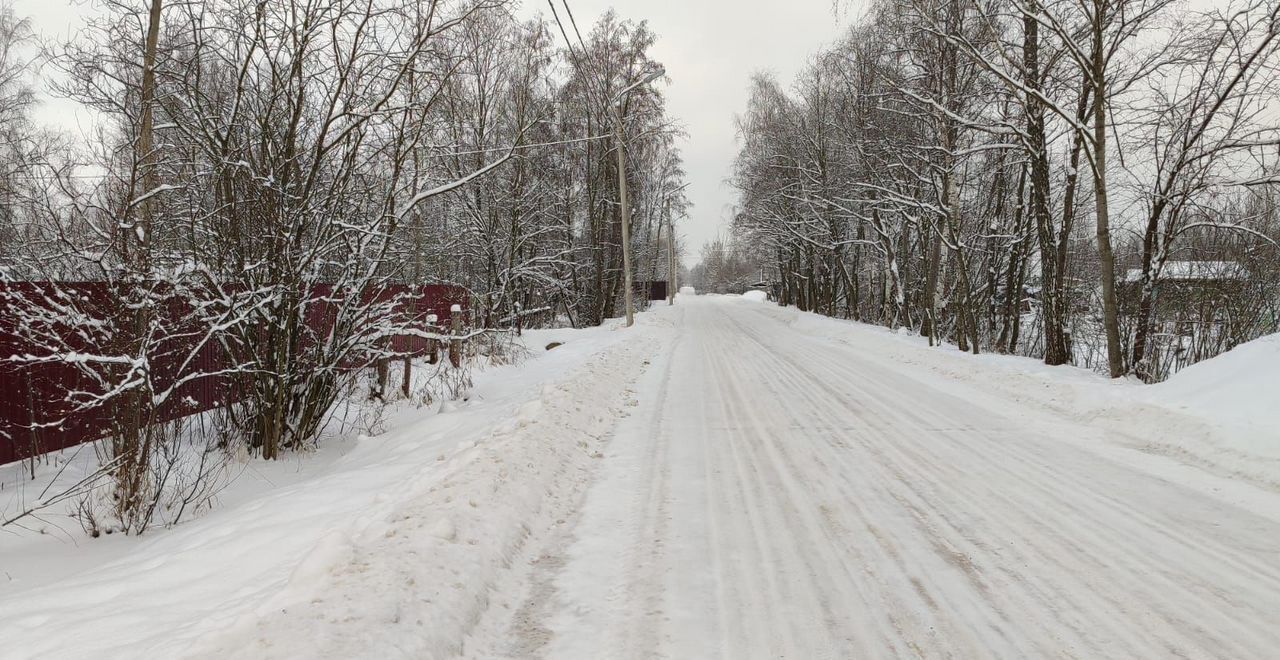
<box><xmin>0</xmin><ymin>282</ymin><xmax>467</xmax><ymax>465</ymax></box>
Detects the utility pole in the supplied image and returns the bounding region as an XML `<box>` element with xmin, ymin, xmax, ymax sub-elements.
<box><xmin>667</xmin><ymin>216</ymin><xmax>676</xmax><ymax>305</ymax></box>
<box><xmin>613</xmin><ymin>65</ymin><xmax>665</xmax><ymax>327</ymax></box>
<box><xmin>613</xmin><ymin>102</ymin><xmax>635</xmax><ymax>326</ymax></box>
<box><xmin>662</xmin><ymin>182</ymin><xmax>688</xmax><ymax>305</ymax></box>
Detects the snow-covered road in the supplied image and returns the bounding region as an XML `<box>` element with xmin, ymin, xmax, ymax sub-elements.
<box><xmin>6</xmin><ymin>296</ymin><xmax>1277</xmax><ymax>659</ymax></box>
<box><xmin>477</xmin><ymin>297</ymin><xmax>1280</xmax><ymax>659</ymax></box>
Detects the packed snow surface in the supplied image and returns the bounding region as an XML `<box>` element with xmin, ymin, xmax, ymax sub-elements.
<box><xmin>464</xmin><ymin>299</ymin><xmax>1280</xmax><ymax>659</ymax></box>
<box><xmin>3</xmin><ymin>299</ymin><xmax>1279</xmax><ymax>659</ymax></box>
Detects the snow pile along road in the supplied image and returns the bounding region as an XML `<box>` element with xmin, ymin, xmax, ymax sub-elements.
<box><xmin>185</xmin><ymin>327</ymin><xmax>661</xmax><ymax>659</ymax></box>
<box><xmin>1151</xmin><ymin>333</ymin><xmax>1280</xmax><ymax>433</ymax></box>
<box><xmin>1133</xmin><ymin>332</ymin><xmax>1280</xmax><ymax>484</ymax></box>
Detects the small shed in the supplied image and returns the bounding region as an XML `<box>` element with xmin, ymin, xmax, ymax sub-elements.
<box><xmin>1119</xmin><ymin>260</ymin><xmax>1250</xmax><ymax>314</ymax></box>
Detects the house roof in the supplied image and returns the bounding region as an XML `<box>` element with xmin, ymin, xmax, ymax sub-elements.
<box><xmin>1122</xmin><ymin>261</ymin><xmax>1249</xmax><ymax>284</ymax></box>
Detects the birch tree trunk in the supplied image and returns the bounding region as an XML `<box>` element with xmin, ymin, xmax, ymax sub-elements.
<box><xmin>1091</xmin><ymin>0</ymin><xmax>1125</xmax><ymax>378</ymax></box>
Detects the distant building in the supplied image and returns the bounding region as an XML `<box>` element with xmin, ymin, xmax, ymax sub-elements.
<box><xmin>1119</xmin><ymin>260</ymin><xmax>1250</xmax><ymax>316</ymax></box>
<box><xmin>1122</xmin><ymin>260</ymin><xmax>1249</xmax><ymax>285</ymax></box>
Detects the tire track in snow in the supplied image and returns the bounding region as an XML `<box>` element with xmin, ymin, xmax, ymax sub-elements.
<box><xmin>721</xmin><ymin>303</ymin><xmax>1280</xmax><ymax>658</ymax></box>
<box><xmin>698</xmin><ymin>312</ymin><xmax>842</xmax><ymax>658</ymax></box>
<box><xmin>717</xmin><ymin>309</ymin><xmax>1004</xmax><ymax>656</ymax></box>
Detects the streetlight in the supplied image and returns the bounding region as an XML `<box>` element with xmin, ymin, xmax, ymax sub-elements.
<box><xmin>613</xmin><ymin>65</ymin><xmax>665</xmax><ymax>327</ymax></box>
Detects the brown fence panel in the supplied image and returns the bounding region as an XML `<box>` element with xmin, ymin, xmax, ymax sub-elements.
<box><xmin>0</xmin><ymin>282</ymin><xmax>467</xmax><ymax>465</ymax></box>
<box><xmin>0</xmin><ymin>282</ymin><xmax>125</xmax><ymax>465</ymax></box>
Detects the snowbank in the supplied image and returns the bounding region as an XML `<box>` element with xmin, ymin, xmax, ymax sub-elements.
<box><xmin>1134</xmin><ymin>333</ymin><xmax>1280</xmax><ymax>473</ymax></box>
<box><xmin>1152</xmin><ymin>333</ymin><xmax>1280</xmax><ymax>428</ymax></box>
<box><xmin>741</xmin><ymin>289</ymin><xmax>768</xmax><ymax>303</ymax></box>
<box><xmin>188</xmin><ymin>328</ymin><xmax>661</xmax><ymax>659</ymax></box>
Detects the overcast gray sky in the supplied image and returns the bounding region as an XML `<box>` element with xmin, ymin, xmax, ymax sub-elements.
<box><xmin>14</xmin><ymin>0</ymin><xmax>858</xmax><ymax>262</ymax></box>
<box><xmin>517</xmin><ymin>1</ymin><xmax>857</xmax><ymax>259</ymax></box>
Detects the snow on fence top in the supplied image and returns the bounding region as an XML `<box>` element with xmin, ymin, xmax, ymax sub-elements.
<box><xmin>0</xmin><ymin>282</ymin><xmax>467</xmax><ymax>466</ymax></box>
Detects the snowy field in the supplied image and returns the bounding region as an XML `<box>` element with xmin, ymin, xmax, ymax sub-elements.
<box><xmin>2</xmin><ymin>295</ymin><xmax>1279</xmax><ymax>658</ymax></box>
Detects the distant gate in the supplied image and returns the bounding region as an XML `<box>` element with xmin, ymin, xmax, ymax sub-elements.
<box><xmin>636</xmin><ymin>280</ymin><xmax>668</xmax><ymax>302</ymax></box>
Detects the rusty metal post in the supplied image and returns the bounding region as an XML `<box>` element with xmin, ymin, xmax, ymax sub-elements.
<box><xmin>375</xmin><ymin>358</ymin><xmax>389</xmax><ymax>400</ymax></box>
<box><xmin>425</xmin><ymin>314</ymin><xmax>440</xmax><ymax>365</ymax></box>
<box><xmin>449</xmin><ymin>305</ymin><xmax>463</xmax><ymax>368</ymax></box>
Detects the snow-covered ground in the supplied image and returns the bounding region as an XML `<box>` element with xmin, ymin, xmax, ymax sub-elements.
<box><xmin>766</xmin><ymin>304</ymin><xmax>1280</xmax><ymax>490</ymax></box>
<box><xmin>2</xmin><ymin>295</ymin><xmax>1278</xmax><ymax>658</ymax></box>
<box><xmin>0</xmin><ymin>320</ymin><xmax>654</xmax><ymax>658</ymax></box>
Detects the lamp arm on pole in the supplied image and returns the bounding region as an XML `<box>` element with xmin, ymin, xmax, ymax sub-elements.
<box><xmin>611</xmin><ymin>66</ymin><xmax>666</xmax><ymax>106</ymax></box>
